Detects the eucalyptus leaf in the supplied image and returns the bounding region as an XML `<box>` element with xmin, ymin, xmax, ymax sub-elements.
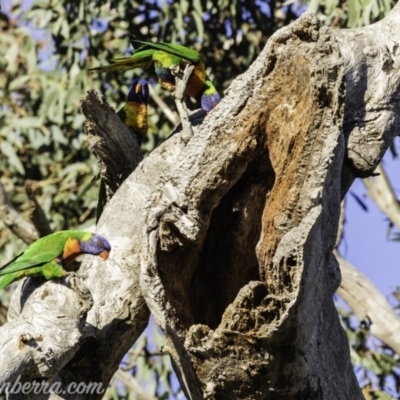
<box><xmin>5</xmin><ymin>42</ymin><xmax>20</xmax><ymax>73</ymax></box>
<box><xmin>0</xmin><ymin>141</ymin><xmax>25</xmax><ymax>174</ymax></box>
<box><xmin>8</xmin><ymin>75</ymin><xmax>31</xmax><ymax>91</ymax></box>
<box><xmin>12</xmin><ymin>117</ymin><xmax>43</xmax><ymax>129</ymax></box>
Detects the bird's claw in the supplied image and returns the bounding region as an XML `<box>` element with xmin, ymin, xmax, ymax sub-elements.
<box><xmin>64</xmin><ymin>272</ymin><xmax>93</xmax><ymax>315</ymax></box>
<box><xmin>169</xmin><ymin>64</ymin><xmax>181</xmax><ymax>76</ymax></box>
<box><xmin>65</xmin><ymin>271</ymin><xmax>85</xmax><ymax>286</ymax></box>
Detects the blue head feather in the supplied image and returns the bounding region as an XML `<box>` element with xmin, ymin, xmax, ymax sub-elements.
<box><xmin>201</xmin><ymin>91</ymin><xmax>222</xmax><ymax>112</ymax></box>
<box><xmin>127</xmin><ymin>78</ymin><xmax>149</xmax><ymax>105</ymax></box>
<box><xmin>79</xmin><ymin>233</ymin><xmax>111</xmax><ymax>259</ymax></box>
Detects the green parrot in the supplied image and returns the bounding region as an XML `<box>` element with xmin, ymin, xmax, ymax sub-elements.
<box><xmin>90</xmin><ymin>39</ymin><xmax>221</xmax><ymax>112</ymax></box>
<box><xmin>0</xmin><ymin>230</ymin><xmax>111</xmax><ymax>290</ymax></box>
<box><xmin>95</xmin><ymin>78</ymin><xmax>150</xmax><ymax>223</ymax></box>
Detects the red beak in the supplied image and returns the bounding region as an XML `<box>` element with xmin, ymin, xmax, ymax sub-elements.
<box><xmin>99</xmin><ymin>250</ymin><xmax>110</xmax><ymax>260</ymax></box>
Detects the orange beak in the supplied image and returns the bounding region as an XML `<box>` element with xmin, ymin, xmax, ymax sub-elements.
<box><xmin>99</xmin><ymin>250</ymin><xmax>110</xmax><ymax>260</ymax></box>
<box><xmin>135</xmin><ymin>83</ymin><xmax>142</xmax><ymax>94</ymax></box>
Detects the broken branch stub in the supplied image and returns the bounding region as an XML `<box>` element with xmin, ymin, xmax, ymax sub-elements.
<box><xmin>334</xmin><ymin>3</ymin><xmax>400</xmax><ymax>190</ymax></box>
<box><xmin>81</xmin><ymin>89</ymin><xmax>143</xmax><ymax>203</ymax></box>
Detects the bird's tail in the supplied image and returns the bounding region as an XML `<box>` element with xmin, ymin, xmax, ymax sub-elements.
<box><xmin>96</xmin><ymin>178</ymin><xmax>107</xmax><ymax>224</ymax></box>
<box><xmin>0</xmin><ymin>274</ymin><xmax>17</xmax><ymax>290</ymax></box>
<box><xmin>89</xmin><ymin>50</ymin><xmax>154</xmax><ymax>73</ymax></box>
<box><xmin>89</xmin><ymin>58</ymin><xmax>138</xmax><ymax>73</ymax></box>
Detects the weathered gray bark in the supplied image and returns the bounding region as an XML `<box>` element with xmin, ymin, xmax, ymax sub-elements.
<box><xmin>1</xmin><ymin>4</ymin><xmax>400</xmax><ymax>399</ymax></box>
<box><xmin>335</xmin><ymin>8</ymin><xmax>400</xmax><ymax>192</ymax></box>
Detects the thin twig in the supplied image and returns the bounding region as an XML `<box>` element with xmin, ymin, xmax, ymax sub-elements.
<box><xmin>114</xmin><ymin>369</ymin><xmax>158</xmax><ymax>400</ymax></box>
<box><xmin>335</xmin><ymin>200</ymin><xmax>345</xmax><ymax>248</ymax></box>
<box><xmin>335</xmin><ymin>250</ymin><xmax>400</xmax><ymax>355</ymax></box>
<box><xmin>363</xmin><ymin>163</ymin><xmax>400</xmax><ymax>229</ymax></box>
<box><xmin>173</xmin><ymin>64</ymin><xmax>195</xmax><ymax>143</ymax></box>
<box><xmin>149</xmin><ymin>85</ymin><xmax>180</xmax><ymax>126</ymax></box>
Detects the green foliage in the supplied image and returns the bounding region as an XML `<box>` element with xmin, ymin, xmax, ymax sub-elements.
<box><xmin>339</xmin><ymin>307</ymin><xmax>400</xmax><ymax>398</ymax></box>
<box><xmin>0</xmin><ymin>8</ymin><xmax>99</xmax><ymax>244</ymax></box>
<box><xmin>307</xmin><ymin>0</ymin><xmax>395</xmax><ymax>28</ymax></box>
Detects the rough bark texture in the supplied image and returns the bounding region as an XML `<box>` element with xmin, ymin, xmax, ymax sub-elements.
<box><xmin>1</xmin><ymin>4</ymin><xmax>400</xmax><ymax>399</ymax></box>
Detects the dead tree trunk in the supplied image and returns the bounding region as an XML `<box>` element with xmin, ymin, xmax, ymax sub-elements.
<box><xmin>1</xmin><ymin>6</ymin><xmax>400</xmax><ymax>400</ymax></box>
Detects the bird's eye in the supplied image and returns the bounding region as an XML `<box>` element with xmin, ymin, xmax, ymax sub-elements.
<box><xmin>98</xmin><ymin>240</ymin><xmax>104</xmax><ymax>248</ymax></box>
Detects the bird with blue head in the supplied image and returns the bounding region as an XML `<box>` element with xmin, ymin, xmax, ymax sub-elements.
<box><xmin>90</xmin><ymin>39</ymin><xmax>221</xmax><ymax>113</ymax></box>
<box><xmin>0</xmin><ymin>230</ymin><xmax>111</xmax><ymax>290</ymax></box>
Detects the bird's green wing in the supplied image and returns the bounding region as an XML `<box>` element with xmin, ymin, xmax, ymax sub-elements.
<box><xmin>0</xmin><ymin>256</ymin><xmax>57</xmax><ymax>275</ymax></box>
<box><xmin>0</xmin><ymin>232</ymin><xmax>68</xmax><ymax>275</ymax></box>
<box><xmin>132</xmin><ymin>40</ymin><xmax>202</xmax><ymax>63</ymax></box>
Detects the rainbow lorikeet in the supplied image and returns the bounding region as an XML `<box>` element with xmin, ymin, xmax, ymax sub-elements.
<box><xmin>90</xmin><ymin>39</ymin><xmax>221</xmax><ymax>112</ymax></box>
<box><xmin>117</xmin><ymin>78</ymin><xmax>149</xmax><ymax>145</ymax></box>
<box><xmin>0</xmin><ymin>230</ymin><xmax>111</xmax><ymax>290</ymax></box>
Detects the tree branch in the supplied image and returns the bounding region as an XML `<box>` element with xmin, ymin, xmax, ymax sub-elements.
<box><xmin>363</xmin><ymin>163</ymin><xmax>400</xmax><ymax>228</ymax></box>
<box><xmin>0</xmin><ymin>180</ymin><xmax>38</xmax><ymax>244</ymax></box>
<box><xmin>140</xmin><ymin>14</ymin><xmax>360</xmax><ymax>399</ymax></box>
<box><xmin>113</xmin><ymin>369</ymin><xmax>158</xmax><ymax>400</ymax></box>
<box><xmin>149</xmin><ymin>85</ymin><xmax>180</xmax><ymax>126</ymax></box>
<box><xmin>335</xmin><ymin>250</ymin><xmax>400</xmax><ymax>354</ymax></box>
<box><xmin>334</xmin><ymin>163</ymin><xmax>400</xmax><ymax>355</ymax></box>
<box><xmin>0</xmin><ymin>91</ymin><xmax>150</xmax><ymax>399</ymax></box>
<box><xmin>335</xmin><ymin>4</ymin><xmax>400</xmax><ymax>192</ymax></box>
<box><xmin>25</xmin><ymin>180</ymin><xmax>53</xmax><ymax>237</ymax></box>
<box><xmin>173</xmin><ymin>64</ymin><xmax>195</xmax><ymax>142</ymax></box>
<box><xmin>81</xmin><ymin>90</ymin><xmax>143</xmax><ymax>205</ymax></box>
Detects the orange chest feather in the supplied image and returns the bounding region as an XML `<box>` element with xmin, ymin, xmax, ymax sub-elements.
<box><xmin>62</xmin><ymin>238</ymin><xmax>81</xmax><ymax>265</ymax></box>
